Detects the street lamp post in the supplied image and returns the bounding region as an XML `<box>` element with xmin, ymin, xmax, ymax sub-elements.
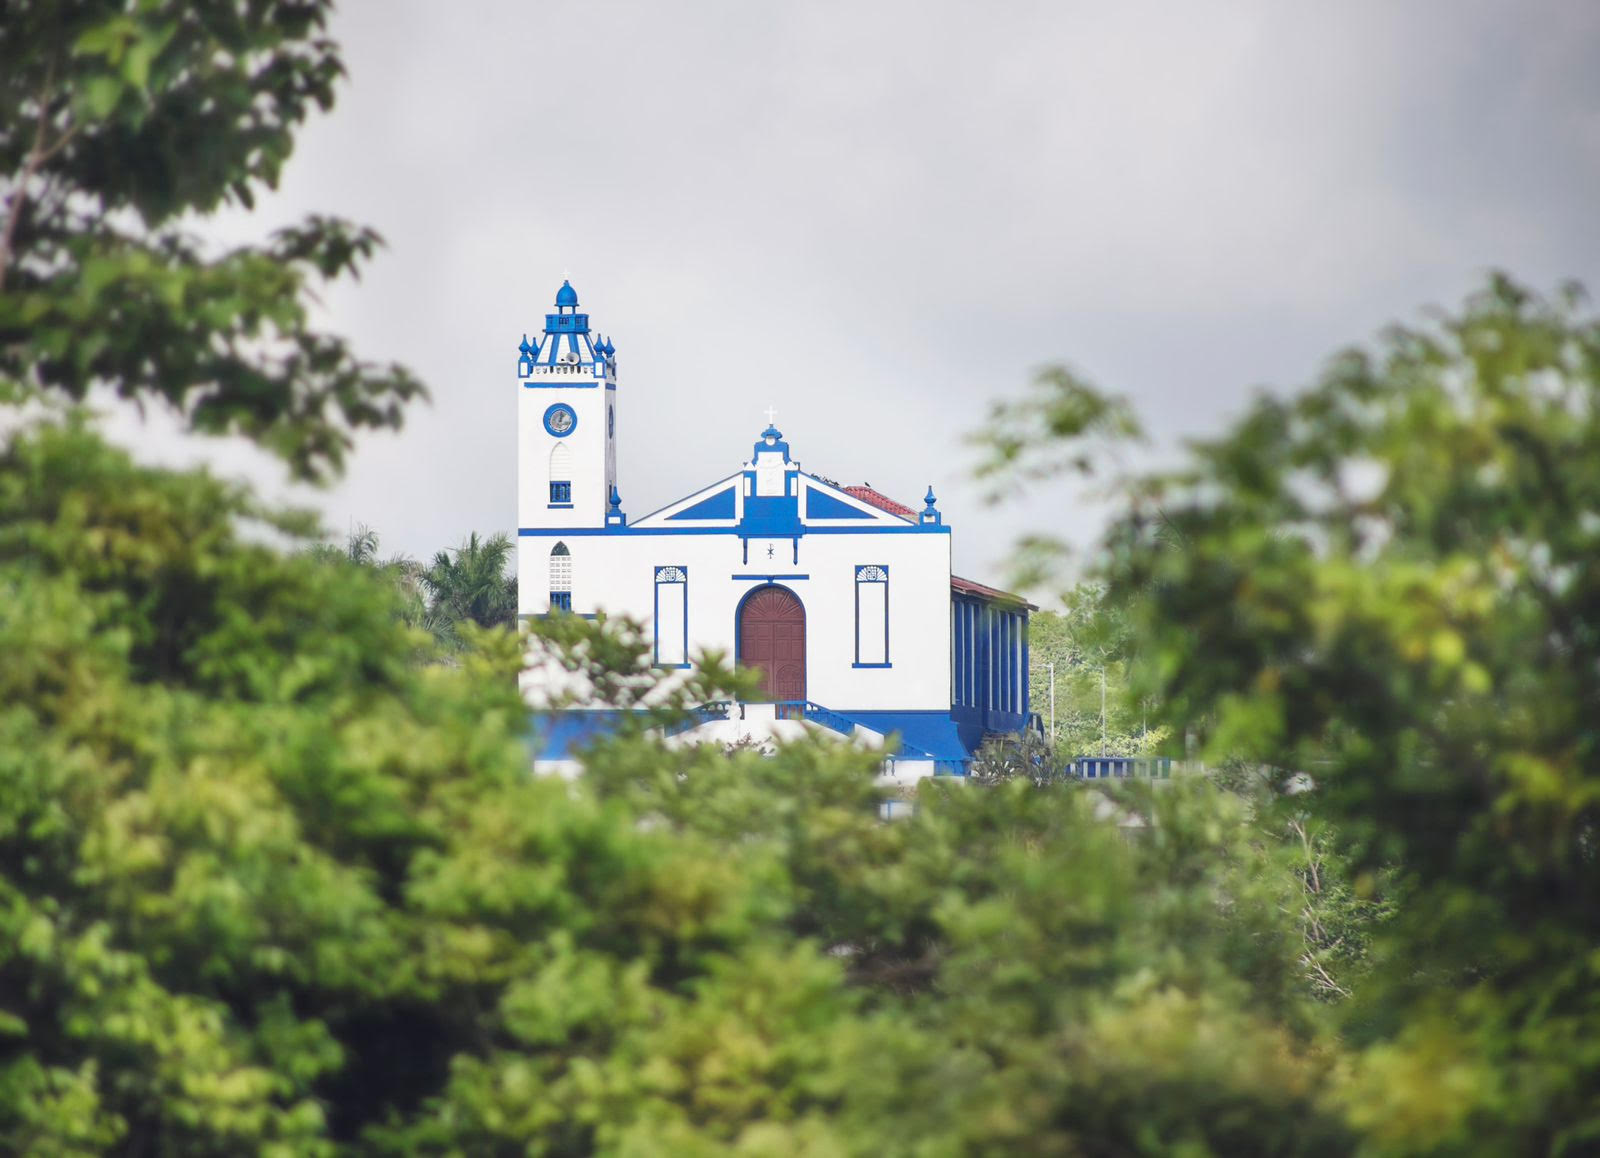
<box><xmin>1100</xmin><ymin>666</ymin><xmax>1107</xmax><ymax>757</ymax></box>
<box><xmin>1047</xmin><ymin>662</ymin><xmax>1055</xmax><ymax>743</ymax></box>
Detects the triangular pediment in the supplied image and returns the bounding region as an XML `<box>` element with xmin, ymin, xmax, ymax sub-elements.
<box><xmin>631</xmin><ymin>474</ymin><xmax>743</xmax><ymax>527</ymax></box>
<box><xmin>629</xmin><ymin>472</ymin><xmax>921</xmax><ymax>532</ymax></box>
<box><xmin>798</xmin><ymin>475</ymin><xmax>913</xmax><ymax>526</ymax></box>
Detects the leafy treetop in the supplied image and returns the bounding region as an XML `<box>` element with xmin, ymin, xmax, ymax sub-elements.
<box><xmin>0</xmin><ymin>0</ymin><xmax>424</xmax><ymax>479</ymax></box>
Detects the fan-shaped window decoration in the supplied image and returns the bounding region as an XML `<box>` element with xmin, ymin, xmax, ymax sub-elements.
<box><xmin>654</xmin><ymin>565</ymin><xmax>689</xmax><ymax>666</ymax></box>
<box><xmin>549</xmin><ymin>443</ymin><xmax>573</xmax><ymax>506</ymax></box>
<box><xmin>549</xmin><ymin>542</ymin><xmax>572</xmax><ymax>612</ymax></box>
<box><xmin>854</xmin><ymin>564</ymin><xmax>889</xmax><ymax>666</ymax></box>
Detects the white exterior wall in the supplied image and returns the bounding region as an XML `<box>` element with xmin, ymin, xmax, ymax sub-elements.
<box><xmin>517</xmin><ymin>369</ymin><xmax>616</xmax><ymax>530</ymax></box>
<box><xmin>518</xmin><ymin>526</ymin><xmax>952</xmax><ymax>712</ymax></box>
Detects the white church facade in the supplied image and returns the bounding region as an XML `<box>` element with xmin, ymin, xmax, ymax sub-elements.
<box><xmin>518</xmin><ymin>281</ymin><xmax>1036</xmax><ymax>778</ymax></box>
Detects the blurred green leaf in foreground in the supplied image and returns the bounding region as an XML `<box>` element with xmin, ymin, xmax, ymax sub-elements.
<box><xmin>979</xmin><ymin>274</ymin><xmax>1600</xmax><ymax>1155</ymax></box>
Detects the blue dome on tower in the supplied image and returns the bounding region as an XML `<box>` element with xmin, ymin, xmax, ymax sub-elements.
<box><xmin>555</xmin><ymin>280</ymin><xmax>579</xmax><ymax>308</ymax></box>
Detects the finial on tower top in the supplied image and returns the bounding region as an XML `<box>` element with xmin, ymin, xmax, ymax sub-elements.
<box><xmin>555</xmin><ymin>279</ymin><xmax>578</xmax><ymax>308</ymax></box>
<box><xmin>763</xmin><ymin>404</ymin><xmax>779</xmax><ymax>426</ymax></box>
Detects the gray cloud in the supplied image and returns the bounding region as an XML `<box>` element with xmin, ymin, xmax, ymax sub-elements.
<box><xmin>98</xmin><ymin>0</ymin><xmax>1600</xmax><ymax>591</ymax></box>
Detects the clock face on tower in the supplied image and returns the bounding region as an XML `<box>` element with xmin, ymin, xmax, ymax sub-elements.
<box><xmin>543</xmin><ymin>403</ymin><xmax>577</xmax><ymax>437</ymax></box>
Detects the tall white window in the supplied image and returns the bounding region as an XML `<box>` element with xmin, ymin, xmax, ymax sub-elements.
<box><xmin>654</xmin><ymin>566</ymin><xmax>688</xmax><ymax>666</ymax></box>
<box><xmin>549</xmin><ymin>542</ymin><xmax>572</xmax><ymax>611</ymax></box>
<box><xmin>855</xmin><ymin>564</ymin><xmax>889</xmax><ymax>666</ymax></box>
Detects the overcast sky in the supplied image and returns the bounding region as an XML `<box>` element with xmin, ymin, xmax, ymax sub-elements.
<box><xmin>101</xmin><ymin>0</ymin><xmax>1600</xmax><ymax>595</ymax></box>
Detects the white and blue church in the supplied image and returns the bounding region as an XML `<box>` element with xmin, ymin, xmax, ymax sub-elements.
<box><xmin>519</xmin><ymin>280</ymin><xmax>1037</xmax><ymax>780</ymax></box>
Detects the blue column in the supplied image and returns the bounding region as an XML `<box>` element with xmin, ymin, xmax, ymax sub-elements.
<box><xmin>1021</xmin><ymin>615</ymin><xmax>1031</xmax><ymax>721</ymax></box>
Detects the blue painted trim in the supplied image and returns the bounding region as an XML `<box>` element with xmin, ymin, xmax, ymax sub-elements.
<box><xmin>731</xmin><ymin>573</ymin><xmax>809</xmax><ymax>581</ymax></box>
<box><xmin>806</xmin><ymin>489</ymin><xmax>874</xmax><ymax>520</ymax></box>
<box><xmin>518</xmin><ymin>525</ymin><xmax>948</xmax><ymax>537</ymax></box>
<box><xmin>854</xmin><ymin>564</ymin><xmax>890</xmax><ymax>666</ymax></box>
<box><xmin>666</xmin><ymin>488</ymin><xmax>737</xmax><ymax>521</ymax></box>
<box><xmin>653</xmin><ymin>663</ymin><xmax>693</xmax><ymax>670</ymax></box>
<box><xmin>1022</xmin><ymin>622</ymin><xmax>1031</xmax><ymax>719</ymax></box>
<box><xmin>948</xmin><ymin>593</ymin><xmax>1031</xmax><ymax>727</ymax></box>
<box><xmin>543</xmin><ymin>403</ymin><xmax>578</xmax><ymax>436</ymax></box>
<box><xmin>631</xmin><ymin>473</ymin><xmax>746</xmax><ymax>525</ymax></box>
<box><xmin>653</xmin><ymin>565</ymin><xmax>689</xmax><ymax>666</ymax></box>
<box><xmin>547</xmin><ymin>503</ymin><xmax>574</xmax><ymax>510</ymax></box>
<box><xmin>800</xmin><ymin>473</ymin><xmax>915</xmax><ymax>524</ymax></box>
<box><xmin>740</xmin><ymin>491</ymin><xmax>805</xmax><ymax>538</ymax></box>
<box><xmin>522</xmin><ymin>381</ymin><xmax>601</xmax><ymax>389</ymax></box>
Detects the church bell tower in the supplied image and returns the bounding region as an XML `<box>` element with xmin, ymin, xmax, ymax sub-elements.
<box><xmin>517</xmin><ymin>280</ymin><xmax>618</xmax><ymax>530</ymax></box>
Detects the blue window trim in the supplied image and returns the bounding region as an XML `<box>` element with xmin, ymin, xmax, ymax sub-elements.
<box><xmin>854</xmin><ymin>564</ymin><xmax>890</xmax><ymax>667</ymax></box>
<box><xmin>543</xmin><ymin>403</ymin><xmax>578</xmax><ymax>437</ymax></box>
<box><xmin>518</xmin><ymin>525</ymin><xmax>949</xmax><ymax>537</ymax></box>
<box><xmin>547</xmin><ymin>502</ymin><xmax>574</xmax><ymax>510</ymax></box>
<box><xmin>653</xmin><ymin>565</ymin><xmax>689</xmax><ymax>667</ymax></box>
<box><xmin>550</xmin><ymin>591</ymin><xmax>572</xmax><ymax>612</ymax></box>
<box><xmin>550</xmin><ymin>480</ymin><xmax>572</xmax><ymax>504</ymax></box>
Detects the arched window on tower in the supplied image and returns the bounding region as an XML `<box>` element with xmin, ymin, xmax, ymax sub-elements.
<box><xmin>549</xmin><ymin>443</ymin><xmax>573</xmax><ymax>506</ymax></box>
<box><xmin>549</xmin><ymin>542</ymin><xmax>572</xmax><ymax>612</ymax></box>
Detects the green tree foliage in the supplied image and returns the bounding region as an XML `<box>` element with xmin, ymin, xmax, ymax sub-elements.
<box><xmin>1028</xmin><ymin>587</ymin><xmax>1169</xmax><ymax>760</ymax></box>
<box><xmin>423</xmin><ymin>530</ymin><xmax>517</xmax><ymax>648</ymax></box>
<box><xmin>0</xmin><ymin>0</ymin><xmax>423</xmax><ymax>478</ymax></box>
<box><xmin>0</xmin><ymin>419</ymin><xmax>1353</xmax><ymax>1154</ymax></box>
<box><xmin>306</xmin><ymin>525</ymin><xmax>520</xmax><ymax>655</ymax></box>
<box><xmin>307</xmin><ymin>524</ymin><xmax>432</xmax><ymax>633</ymax></box>
<box><xmin>2</xmin><ymin>0</ymin><xmax>1569</xmax><ymax>1149</ymax></box>
<box><xmin>982</xmin><ymin>275</ymin><xmax>1600</xmax><ymax>1153</ymax></box>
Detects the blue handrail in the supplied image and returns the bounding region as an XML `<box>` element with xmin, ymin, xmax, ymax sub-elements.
<box><xmin>771</xmin><ymin>700</ymin><xmax>858</xmax><ymax>739</ymax></box>
<box><xmin>659</xmin><ymin>701</ymin><xmax>733</xmax><ymax>738</ymax></box>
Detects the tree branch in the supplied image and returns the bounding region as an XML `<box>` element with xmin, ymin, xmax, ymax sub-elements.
<box><xmin>0</xmin><ymin>66</ymin><xmax>63</xmax><ymax>294</ymax></box>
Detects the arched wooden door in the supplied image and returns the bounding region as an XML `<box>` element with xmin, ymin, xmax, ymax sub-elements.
<box><xmin>738</xmin><ymin>586</ymin><xmax>806</xmax><ymax>702</ymax></box>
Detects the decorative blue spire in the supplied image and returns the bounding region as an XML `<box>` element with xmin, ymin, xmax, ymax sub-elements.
<box><xmin>920</xmin><ymin>485</ymin><xmax>942</xmax><ymax>526</ymax></box>
<box><xmin>517</xmin><ymin>333</ymin><xmax>536</xmax><ymax>376</ymax></box>
<box><xmin>534</xmin><ymin>278</ymin><xmax>596</xmax><ymax>368</ymax></box>
<box><xmin>606</xmin><ymin>485</ymin><xmax>627</xmax><ymax>526</ymax></box>
<box><xmin>753</xmin><ymin>423</ymin><xmax>792</xmax><ymax>464</ymax></box>
<box><xmin>602</xmin><ymin>337</ymin><xmax>615</xmax><ymax>357</ymax></box>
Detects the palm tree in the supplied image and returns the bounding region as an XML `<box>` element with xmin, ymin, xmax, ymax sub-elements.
<box><xmin>424</xmin><ymin>531</ymin><xmax>517</xmax><ymax>648</ymax></box>
<box><xmin>308</xmin><ymin>524</ymin><xmax>436</xmax><ymax>637</ymax></box>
